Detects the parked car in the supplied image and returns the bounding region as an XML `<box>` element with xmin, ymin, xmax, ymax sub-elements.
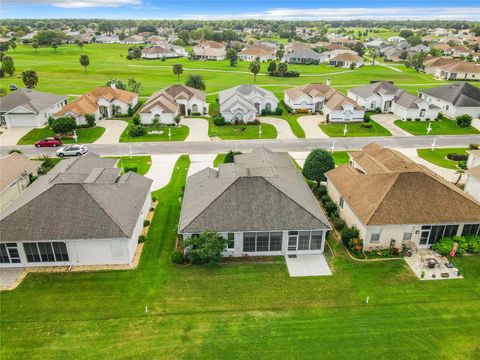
<box><xmin>35</xmin><ymin>137</ymin><xmax>63</xmax><ymax>147</ymax></box>
<box><xmin>56</xmin><ymin>144</ymin><xmax>88</xmax><ymax>157</ymax></box>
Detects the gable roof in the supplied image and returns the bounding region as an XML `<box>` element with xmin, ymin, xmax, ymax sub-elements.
<box><xmin>419</xmin><ymin>82</ymin><xmax>480</xmax><ymax>107</ymax></box>
<box><xmin>326</xmin><ymin>143</ymin><xmax>480</xmax><ymax>225</ymax></box>
<box><xmin>139</xmin><ymin>84</ymin><xmax>205</xmax><ymax>114</ymax></box>
<box><xmin>283</xmin><ymin>48</ymin><xmax>322</xmax><ymax>60</ymax></box>
<box><xmin>0</xmin><ymin>153</ymin><xmax>152</xmax><ymax>242</ymax></box>
<box><xmin>285</xmin><ymin>83</ymin><xmax>336</xmax><ymax>101</ymax></box>
<box><xmin>0</xmin><ymin>89</ymin><xmax>66</xmax><ymax>115</ymax></box>
<box><xmin>0</xmin><ymin>153</ymin><xmax>42</xmax><ymax>192</ymax></box>
<box><xmin>329</xmin><ymin>53</ymin><xmax>363</xmax><ymax>62</ymax></box>
<box><xmin>179</xmin><ymin>148</ymin><xmax>330</xmax><ymax>233</ymax></box>
<box><xmin>218</xmin><ymin>85</ymin><xmax>276</xmax><ymax>112</ymax></box>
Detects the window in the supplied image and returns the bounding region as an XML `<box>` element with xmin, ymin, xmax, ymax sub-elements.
<box><xmin>192</xmin><ymin>104</ymin><xmax>198</xmax><ymax>112</ymax></box>
<box><xmin>419</xmin><ymin>225</ymin><xmax>459</xmax><ymax>245</ymax></box>
<box><xmin>339</xmin><ymin>197</ymin><xmax>344</xmax><ymax>208</ymax></box>
<box><xmin>243</xmin><ymin>232</ymin><xmax>284</xmax><ymax>252</ymax></box>
<box><xmin>298</xmin><ymin>231</ymin><xmax>311</xmax><ymax>250</ymax></box>
<box><xmin>23</xmin><ymin>242</ymin><xmax>69</xmax><ymax>263</ymax></box>
<box><xmin>0</xmin><ymin>244</ymin><xmax>10</xmax><ymax>263</ymax></box>
<box><xmin>227</xmin><ymin>233</ymin><xmax>235</xmax><ymax>250</ymax></box>
<box><xmin>370</xmin><ymin>227</ymin><xmax>381</xmax><ymax>243</ymax></box>
<box><xmin>243</xmin><ymin>232</ymin><xmax>256</xmax><ymax>252</ymax></box>
<box><xmin>403</xmin><ymin>226</ymin><xmax>413</xmax><ymax>240</ymax></box>
<box><xmin>310</xmin><ymin>231</ymin><xmax>323</xmax><ymax>250</ymax></box>
<box><xmin>256</xmin><ymin>232</ymin><xmax>269</xmax><ymax>251</ymax></box>
<box><xmin>420</xmin><ymin>109</ymin><xmax>426</xmax><ymax>117</ymax></box>
<box><xmin>462</xmin><ymin>224</ymin><xmax>480</xmax><ymax>236</ymax></box>
<box><xmin>270</xmin><ymin>232</ymin><xmax>283</xmax><ymax>251</ymax></box>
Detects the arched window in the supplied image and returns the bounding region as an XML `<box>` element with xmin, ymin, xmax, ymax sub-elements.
<box><xmin>265</xmin><ymin>103</ymin><xmax>272</xmax><ymax>112</ymax></box>
<box><xmin>192</xmin><ymin>104</ymin><xmax>198</xmax><ymax>112</ymax></box>
<box><xmin>420</xmin><ymin>109</ymin><xmax>426</xmax><ymax>117</ymax></box>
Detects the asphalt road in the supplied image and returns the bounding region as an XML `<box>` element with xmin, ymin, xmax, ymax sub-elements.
<box><xmin>1</xmin><ymin>135</ymin><xmax>479</xmax><ymax>157</ymax></box>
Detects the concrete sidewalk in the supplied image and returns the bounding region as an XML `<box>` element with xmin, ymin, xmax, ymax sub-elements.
<box><xmin>371</xmin><ymin>114</ymin><xmax>412</xmax><ymax>137</ymax></box>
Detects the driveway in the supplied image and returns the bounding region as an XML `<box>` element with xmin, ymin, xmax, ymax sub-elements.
<box><xmin>180</xmin><ymin>118</ymin><xmax>210</xmax><ymax>142</ymax></box>
<box><xmin>94</xmin><ymin>120</ymin><xmax>127</xmax><ymax>144</ymax></box>
<box><xmin>0</xmin><ymin>127</ymin><xmax>33</xmax><ymax>146</ymax></box>
<box><xmin>472</xmin><ymin>118</ymin><xmax>480</xmax><ymax>131</ymax></box>
<box><xmin>260</xmin><ymin>117</ymin><xmax>296</xmax><ymax>139</ymax></box>
<box><xmin>188</xmin><ymin>154</ymin><xmax>216</xmax><ymax>177</ymax></box>
<box><xmin>285</xmin><ymin>254</ymin><xmax>332</xmax><ymax>277</ymax></box>
<box><xmin>145</xmin><ymin>154</ymin><xmax>181</xmax><ymax>191</ymax></box>
<box><xmin>289</xmin><ymin>151</ymin><xmax>310</xmax><ymax>168</ymax></box>
<box><xmin>0</xmin><ymin>268</ymin><xmax>26</xmax><ymax>290</ymax></box>
<box><xmin>396</xmin><ymin>148</ymin><xmax>462</xmax><ymax>183</ymax></box>
<box><xmin>370</xmin><ymin>114</ymin><xmax>412</xmax><ymax>137</ymax></box>
<box><xmin>298</xmin><ymin>115</ymin><xmax>329</xmax><ymax>139</ymax></box>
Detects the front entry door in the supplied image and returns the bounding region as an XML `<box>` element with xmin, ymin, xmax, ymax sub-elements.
<box><xmin>287</xmin><ymin>231</ymin><xmax>298</xmax><ymax>253</ymax></box>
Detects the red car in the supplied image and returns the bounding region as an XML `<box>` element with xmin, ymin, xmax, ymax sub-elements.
<box><xmin>34</xmin><ymin>137</ymin><xmax>63</xmax><ymax>148</ymax></box>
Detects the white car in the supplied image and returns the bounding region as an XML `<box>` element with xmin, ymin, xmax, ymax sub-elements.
<box><xmin>56</xmin><ymin>144</ymin><xmax>88</xmax><ymax>157</ymax></box>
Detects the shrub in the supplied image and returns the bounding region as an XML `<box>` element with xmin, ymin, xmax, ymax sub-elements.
<box><xmin>341</xmin><ymin>226</ymin><xmax>360</xmax><ymax>246</ymax></box>
<box><xmin>152</xmin><ymin>196</ymin><xmax>157</xmax><ymax>202</ymax></box>
<box><xmin>85</xmin><ymin>114</ymin><xmax>96</xmax><ymax>127</ymax></box>
<box><xmin>348</xmin><ymin>238</ymin><xmax>363</xmax><ymax>255</ymax></box>
<box><xmin>138</xmin><ymin>235</ymin><xmax>146</xmax><ymax>243</ymax></box>
<box><xmin>183</xmin><ymin>232</ymin><xmax>228</xmax><ymax>265</ymax></box>
<box><xmin>224</xmin><ymin>150</ymin><xmax>242</xmax><ymax>163</ymax></box>
<box><xmin>320</xmin><ymin>194</ymin><xmax>331</xmax><ymax>206</ymax></box>
<box><xmin>124</xmin><ymin>166</ymin><xmax>138</xmax><ymax>173</ymax></box>
<box><xmin>52</xmin><ymin>117</ymin><xmax>76</xmax><ymax>134</ymax></box>
<box><xmin>361</xmin><ymin>123</ymin><xmax>372</xmax><ymax>128</ymax></box>
<box><xmin>47</xmin><ymin>116</ymin><xmax>55</xmax><ymax>126</ymax></box>
<box><xmin>456</xmin><ymin>114</ymin><xmax>472</xmax><ymax>128</ymax></box>
<box><xmin>274</xmin><ymin>107</ymin><xmax>283</xmax><ymax>115</ymax></box>
<box><xmin>332</xmin><ymin>216</ymin><xmax>346</xmax><ymax>231</ymax></box>
<box><xmin>315</xmin><ymin>185</ymin><xmax>328</xmax><ymax>198</ymax></box>
<box><xmin>447</xmin><ymin>153</ymin><xmax>468</xmax><ymax>161</ymax></box>
<box><xmin>302</xmin><ymin>149</ymin><xmax>335</xmax><ymax>185</ymax></box>
<box><xmin>469</xmin><ymin>143</ymin><xmax>479</xmax><ymax>150</ymax></box>
<box><xmin>171</xmin><ymin>249</ymin><xmax>184</xmax><ymax>264</ymax></box>
<box><xmin>415</xmin><ymin>118</ymin><xmax>421</xmax><ymax>121</ymax></box>
<box><xmin>466</xmin><ymin>236</ymin><xmax>480</xmax><ymax>253</ymax></box>
<box><xmin>305</xmin><ymin>179</ymin><xmax>317</xmax><ymax>189</ymax></box>
<box><xmin>143</xmin><ymin>219</ymin><xmax>150</xmax><ymax>227</ymax></box>
<box><xmin>128</xmin><ymin>125</ymin><xmax>146</xmax><ymax>137</ymax></box>
<box><xmin>213</xmin><ymin>115</ymin><xmax>225</xmax><ymax>126</ymax></box>
<box><xmin>432</xmin><ymin>237</ymin><xmax>467</xmax><ymax>256</ymax></box>
<box><xmin>324</xmin><ymin>200</ymin><xmax>338</xmax><ymax>216</ymax></box>
<box><xmin>132</xmin><ymin>114</ymin><xmax>140</xmax><ymax>125</ymax></box>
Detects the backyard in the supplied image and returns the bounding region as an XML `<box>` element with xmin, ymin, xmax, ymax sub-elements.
<box><xmin>394</xmin><ymin>119</ymin><xmax>480</xmax><ymax>136</ymax></box>
<box><xmin>1</xmin><ymin>155</ymin><xmax>479</xmax><ymax>359</ymax></box>
<box><xmin>17</xmin><ymin>126</ymin><xmax>105</xmax><ymax>145</ymax></box>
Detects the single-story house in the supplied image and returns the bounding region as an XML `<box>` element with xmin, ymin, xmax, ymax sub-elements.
<box><xmin>141</xmin><ymin>45</ymin><xmax>179</xmax><ymax>59</ymax></box>
<box><xmin>451</xmin><ymin>45</ymin><xmax>471</xmax><ymax>58</ymax></box>
<box><xmin>218</xmin><ymin>84</ymin><xmax>278</xmax><ymax>123</ymax></box>
<box><xmin>364</xmin><ymin>39</ymin><xmax>388</xmax><ymax>49</ymax></box>
<box><xmin>139</xmin><ymin>84</ymin><xmax>208</xmax><ymax>125</ymax></box>
<box><xmin>0</xmin><ymin>89</ymin><xmax>67</xmax><ymax>128</ymax></box>
<box><xmin>0</xmin><ymin>153</ymin><xmax>152</xmax><ymax>268</ymax></box>
<box><xmin>55</xmin><ymin>85</ymin><xmax>138</xmax><ymax>124</ymax></box>
<box><xmin>284</xmin><ymin>42</ymin><xmax>310</xmax><ymax>53</ymax></box>
<box><xmin>0</xmin><ymin>153</ymin><xmax>41</xmax><ymax>211</ymax></box>
<box><xmin>326</xmin><ymin>143</ymin><xmax>480</xmax><ymax>251</ymax></box>
<box><xmin>423</xmin><ymin>56</ymin><xmax>457</xmax><ymax>74</ymax></box>
<box><xmin>432</xmin><ymin>43</ymin><xmax>452</xmax><ymax>55</ymax></box>
<box><xmin>409</xmin><ymin>44</ymin><xmax>430</xmax><ymax>53</ymax></box>
<box><xmin>179</xmin><ymin>148</ymin><xmax>331</xmax><ymax>257</ymax></box>
<box><xmin>322</xmin><ymin>90</ymin><xmax>365</xmax><ymax>122</ymax></box>
<box><xmin>348</xmin><ymin>81</ymin><xmax>440</xmax><ymax>120</ymax></box>
<box><xmin>193</xmin><ymin>41</ymin><xmax>226</xmax><ymax>60</ymax></box>
<box><xmin>419</xmin><ymin>82</ymin><xmax>480</xmax><ymax>118</ymax></box>
<box><xmin>239</xmin><ymin>47</ymin><xmax>275</xmax><ymax>62</ymax></box>
<box><xmin>282</xmin><ymin>48</ymin><xmax>322</xmax><ymax>64</ymax></box>
<box><xmin>122</xmin><ymin>35</ymin><xmax>144</xmax><ymax>44</ymax></box>
<box><xmin>433</xmin><ymin>61</ymin><xmax>480</xmax><ymax>81</ymax></box>
<box><xmin>329</xmin><ymin>53</ymin><xmax>364</xmax><ymax>68</ymax></box>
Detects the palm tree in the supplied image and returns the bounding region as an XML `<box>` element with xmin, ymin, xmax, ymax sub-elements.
<box><xmin>249</xmin><ymin>60</ymin><xmax>261</xmax><ymax>82</ymax></box>
<box><xmin>185</xmin><ymin>74</ymin><xmax>205</xmax><ymax>90</ymax></box>
<box><xmin>172</xmin><ymin>64</ymin><xmax>183</xmax><ymax>80</ymax></box>
<box><xmin>454</xmin><ymin>168</ymin><xmax>465</xmax><ymax>185</ymax></box>
<box><xmin>79</xmin><ymin>54</ymin><xmax>90</xmax><ymax>75</ymax></box>
<box><xmin>21</xmin><ymin>70</ymin><xmax>38</xmax><ymax>88</ymax></box>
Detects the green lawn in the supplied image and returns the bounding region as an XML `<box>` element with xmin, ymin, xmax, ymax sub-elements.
<box><xmin>17</xmin><ymin>126</ymin><xmax>105</xmax><ymax>145</ymax></box>
<box><xmin>1</xmin><ymin>155</ymin><xmax>480</xmax><ymax>359</ymax></box>
<box><xmin>394</xmin><ymin>119</ymin><xmax>480</xmax><ymax>136</ymax></box>
<box><xmin>417</xmin><ymin>148</ymin><xmax>469</xmax><ymax>169</ymax></box>
<box><xmin>332</xmin><ymin>151</ymin><xmax>350</xmax><ymax>165</ymax></box>
<box><xmin>108</xmin><ymin>155</ymin><xmax>152</xmax><ymax>175</ymax></box>
<box><xmin>208</xmin><ymin>117</ymin><xmax>277</xmax><ymax>140</ymax></box>
<box><xmin>119</xmin><ymin>119</ymin><xmax>189</xmax><ymax>142</ymax></box>
<box><xmin>213</xmin><ymin>153</ymin><xmax>226</xmax><ymax>168</ymax></box>
<box><xmin>320</xmin><ymin>119</ymin><xmax>392</xmax><ymax>137</ymax></box>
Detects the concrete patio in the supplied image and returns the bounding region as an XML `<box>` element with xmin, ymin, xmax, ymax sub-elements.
<box><xmin>285</xmin><ymin>254</ymin><xmax>332</xmax><ymax>277</ymax></box>
<box><xmin>0</xmin><ymin>268</ymin><xmax>26</xmax><ymax>290</ymax></box>
<box><xmin>404</xmin><ymin>249</ymin><xmax>463</xmax><ymax>281</ymax></box>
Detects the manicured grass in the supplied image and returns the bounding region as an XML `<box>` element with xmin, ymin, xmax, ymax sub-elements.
<box><xmin>208</xmin><ymin>117</ymin><xmax>277</xmax><ymax>140</ymax></box>
<box><xmin>264</xmin><ymin>103</ymin><xmax>305</xmax><ymax>138</ymax></box>
<box><xmin>320</xmin><ymin>119</ymin><xmax>391</xmax><ymax>137</ymax></box>
<box><xmin>119</xmin><ymin>119</ymin><xmax>189</xmax><ymax>142</ymax></box>
<box><xmin>17</xmin><ymin>126</ymin><xmax>105</xmax><ymax>145</ymax></box>
<box><xmin>1</xmin><ymin>156</ymin><xmax>480</xmax><ymax>359</ymax></box>
<box><xmin>417</xmin><ymin>148</ymin><xmax>469</xmax><ymax>169</ymax></box>
<box><xmin>394</xmin><ymin>119</ymin><xmax>480</xmax><ymax>136</ymax></box>
<box><xmin>213</xmin><ymin>153</ymin><xmax>226</xmax><ymax>168</ymax></box>
<box><xmin>332</xmin><ymin>151</ymin><xmax>350</xmax><ymax>165</ymax></box>
<box><xmin>108</xmin><ymin>155</ymin><xmax>152</xmax><ymax>175</ymax></box>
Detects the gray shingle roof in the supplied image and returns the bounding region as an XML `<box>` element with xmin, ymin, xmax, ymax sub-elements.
<box><xmin>179</xmin><ymin>148</ymin><xmax>330</xmax><ymax>233</ymax></box>
<box><xmin>283</xmin><ymin>48</ymin><xmax>322</xmax><ymax>61</ymax></box>
<box><xmin>0</xmin><ymin>153</ymin><xmax>152</xmax><ymax>242</ymax></box>
<box><xmin>419</xmin><ymin>82</ymin><xmax>480</xmax><ymax>107</ymax></box>
<box><xmin>0</xmin><ymin>89</ymin><xmax>66</xmax><ymax>114</ymax></box>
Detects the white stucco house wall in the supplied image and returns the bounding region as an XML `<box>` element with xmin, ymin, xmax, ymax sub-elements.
<box><xmin>348</xmin><ymin>81</ymin><xmax>440</xmax><ymax>120</ymax></box>
<box><xmin>218</xmin><ymin>85</ymin><xmax>278</xmax><ymax>123</ymax></box>
<box><xmin>0</xmin><ymin>89</ymin><xmax>67</xmax><ymax>128</ymax></box>
<box><xmin>419</xmin><ymin>82</ymin><xmax>480</xmax><ymax>119</ymax></box>
<box><xmin>0</xmin><ymin>154</ymin><xmax>152</xmax><ymax>268</ymax></box>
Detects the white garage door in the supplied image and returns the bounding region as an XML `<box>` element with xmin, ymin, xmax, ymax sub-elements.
<box><xmin>7</xmin><ymin>115</ymin><xmax>39</xmax><ymax>128</ymax></box>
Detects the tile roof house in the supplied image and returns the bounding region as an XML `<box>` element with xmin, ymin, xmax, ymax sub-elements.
<box><xmin>419</xmin><ymin>82</ymin><xmax>480</xmax><ymax>118</ymax></box>
<box><xmin>0</xmin><ymin>153</ymin><xmax>152</xmax><ymax>268</ymax></box>
<box><xmin>328</xmin><ymin>53</ymin><xmax>364</xmax><ymax>68</ymax></box>
<box><xmin>55</xmin><ymin>85</ymin><xmax>138</xmax><ymax>124</ymax></box>
<box><xmin>348</xmin><ymin>81</ymin><xmax>440</xmax><ymax>120</ymax></box>
<box><xmin>179</xmin><ymin>148</ymin><xmax>330</xmax><ymax>257</ymax></box>
<box><xmin>432</xmin><ymin>60</ymin><xmax>480</xmax><ymax>81</ymax></box>
<box><xmin>139</xmin><ymin>84</ymin><xmax>208</xmax><ymax>124</ymax></box>
<box><xmin>326</xmin><ymin>143</ymin><xmax>480</xmax><ymax>251</ymax></box>
<box><xmin>285</xmin><ymin>83</ymin><xmax>365</xmax><ymax>122</ymax></box>
<box><xmin>122</xmin><ymin>35</ymin><xmax>144</xmax><ymax>44</ymax></box>
<box><xmin>423</xmin><ymin>56</ymin><xmax>457</xmax><ymax>74</ymax></box>
<box><xmin>218</xmin><ymin>85</ymin><xmax>278</xmax><ymax>123</ymax></box>
<box><xmin>193</xmin><ymin>41</ymin><xmax>226</xmax><ymax>60</ymax></box>
<box><xmin>0</xmin><ymin>153</ymin><xmax>41</xmax><ymax>211</ymax></box>
<box><xmin>238</xmin><ymin>46</ymin><xmax>275</xmax><ymax>61</ymax></box>
<box><xmin>141</xmin><ymin>44</ymin><xmax>186</xmax><ymax>59</ymax></box>
<box><xmin>0</xmin><ymin>89</ymin><xmax>67</xmax><ymax>128</ymax></box>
